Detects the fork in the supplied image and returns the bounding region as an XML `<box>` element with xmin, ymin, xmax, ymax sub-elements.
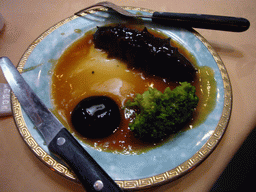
<box><xmin>75</xmin><ymin>1</ymin><xmax>250</xmax><ymax>32</ymax></box>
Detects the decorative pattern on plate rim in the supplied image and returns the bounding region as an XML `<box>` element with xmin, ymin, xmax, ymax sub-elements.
<box><xmin>11</xmin><ymin>6</ymin><xmax>232</xmax><ymax>190</ymax></box>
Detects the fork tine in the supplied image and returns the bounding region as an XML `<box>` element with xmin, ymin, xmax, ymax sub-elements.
<box><xmin>74</xmin><ymin>2</ymin><xmax>103</xmax><ymax>16</ymax></box>
<box><xmin>99</xmin><ymin>1</ymin><xmax>136</xmax><ymax>17</ymax></box>
<box><xmin>75</xmin><ymin>1</ymin><xmax>136</xmax><ymax>17</ymax></box>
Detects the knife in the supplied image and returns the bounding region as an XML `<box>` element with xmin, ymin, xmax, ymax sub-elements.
<box><xmin>0</xmin><ymin>57</ymin><xmax>123</xmax><ymax>192</ymax></box>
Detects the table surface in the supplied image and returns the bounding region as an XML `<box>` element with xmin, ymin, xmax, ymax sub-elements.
<box><xmin>0</xmin><ymin>0</ymin><xmax>255</xmax><ymax>191</ymax></box>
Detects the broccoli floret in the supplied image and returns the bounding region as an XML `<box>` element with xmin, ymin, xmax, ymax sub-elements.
<box><xmin>125</xmin><ymin>82</ymin><xmax>199</xmax><ymax>141</ymax></box>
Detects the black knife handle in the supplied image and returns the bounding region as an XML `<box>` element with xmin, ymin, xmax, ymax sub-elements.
<box><xmin>152</xmin><ymin>12</ymin><xmax>250</xmax><ymax>32</ymax></box>
<box><xmin>48</xmin><ymin>128</ymin><xmax>123</xmax><ymax>192</ymax></box>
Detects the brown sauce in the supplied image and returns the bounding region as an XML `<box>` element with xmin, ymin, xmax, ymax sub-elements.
<box><xmin>51</xmin><ymin>28</ymin><xmax>216</xmax><ymax>154</ymax></box>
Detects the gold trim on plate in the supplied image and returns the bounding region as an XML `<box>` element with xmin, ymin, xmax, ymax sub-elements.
<box><xmin>12</xmin><ymin>7</ymin><xmax>232</xmax><ymax>190</ymax></box>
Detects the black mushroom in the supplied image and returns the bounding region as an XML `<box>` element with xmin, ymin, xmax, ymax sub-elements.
<box><xmin>71</xmin><ymin>96</ymin><xmax>121</xmax><ymax>138</ymax></box>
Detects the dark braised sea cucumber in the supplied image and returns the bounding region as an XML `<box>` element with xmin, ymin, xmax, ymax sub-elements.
<box><xmin>93</xmin><ymin>25</ymin><xmax>196</xmax><ymax>82</ymax></box>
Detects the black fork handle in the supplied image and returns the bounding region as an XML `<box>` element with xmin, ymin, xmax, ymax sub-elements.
<box><xmin>152</xmin><ymin>12</ymin><xmax>250</xmax><ymax>32</ymax></box>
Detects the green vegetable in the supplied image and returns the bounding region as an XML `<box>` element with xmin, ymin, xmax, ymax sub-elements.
<box><xmin>125</xmin><ymin>82</ymin><xmax>199</xmax><ymax>141</ymax></box>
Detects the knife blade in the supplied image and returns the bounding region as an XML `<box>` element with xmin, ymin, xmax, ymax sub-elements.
<box><xmin>0</xmin><ymin>57</ymin><xmax>123</xmax><ymax>192</ymax></box>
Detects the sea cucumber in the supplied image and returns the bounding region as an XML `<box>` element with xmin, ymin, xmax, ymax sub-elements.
<box><xmin>93</xmin><ymin>25</ymin><xmax>196</xmax><ymax>82</ymax></box>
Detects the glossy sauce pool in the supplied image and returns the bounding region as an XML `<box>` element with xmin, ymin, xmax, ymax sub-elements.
<box><xmin>51</xmin><ymin>30</ymin><xmax>216</xmax><ymax>154</ymax></box>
